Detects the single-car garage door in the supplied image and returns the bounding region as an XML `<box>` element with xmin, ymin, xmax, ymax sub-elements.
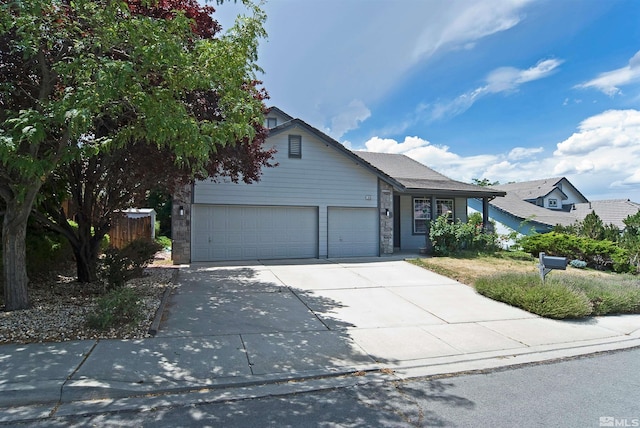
<box><xmin>328</xmin><ymin>207</ymin><xmax>378</xmax><ymax>258</ymax></box>
<box><xmin>192</xmin><ymin>205</ymin><xmax>318</xmax><ymax>262</ymax></box>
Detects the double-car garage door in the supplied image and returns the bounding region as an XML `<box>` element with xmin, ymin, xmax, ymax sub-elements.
<box><xmin>191</xmin><ymin>205</ymin><xmax>378</xmax><ymax>262</ymax></box>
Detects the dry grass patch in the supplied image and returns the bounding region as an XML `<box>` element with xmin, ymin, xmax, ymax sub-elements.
<box><xmin>411</xmin><ymin>252</ymin><xmax>640</xmax><ymax>319</ymax></box>
<box><xmin>411</xmin><ymin>253</ymin><xmax>612</xmax><ymax>286</ymax></box>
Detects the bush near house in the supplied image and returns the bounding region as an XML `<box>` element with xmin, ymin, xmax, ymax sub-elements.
<box><xmin>519</xmin><ymin>232</ymin><xmax>632</xmax><ymax>273</ymax></box>
<box><xmin>429</xmin><ymin>212</ymin><xmax>499</xmax><ymax>256</ymax></box>
<box><xmin>101</xmin><ymin>239</ymin><xmax>163</xmax><ymax>290</ymax></box>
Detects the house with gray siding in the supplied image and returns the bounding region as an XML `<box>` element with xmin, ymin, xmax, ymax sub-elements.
<box><xmin>171</xmin><ymin>108</ymin><xmax>505</xmax><ymax>263</ymax></box>
<box><xmin>468</xmin><ymin>177</ymin><xmax>640</xmax><ymax>236</ymax></box>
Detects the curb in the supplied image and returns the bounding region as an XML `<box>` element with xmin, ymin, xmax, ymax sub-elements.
<box><xmin>148</xmin><ymin>286</ymin><xmax>173</xmax><ymax>336</ymax></box>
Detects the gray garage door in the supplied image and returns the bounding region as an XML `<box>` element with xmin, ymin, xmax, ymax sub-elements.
<box><xmin>328</xmin><ymin>207</ymin><xmax>378</xmax><ymax>258</ymax></box>
<box><xmin>192</xmin><ymin>205</ymin><xmax>318</xmax><ymax>262</ymax></box>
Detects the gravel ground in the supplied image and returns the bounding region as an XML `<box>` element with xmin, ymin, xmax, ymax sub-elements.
<box><xmin>0</xmin><ymin>254</ymin><xmax>176</xmax><ymax>345</ymax></box>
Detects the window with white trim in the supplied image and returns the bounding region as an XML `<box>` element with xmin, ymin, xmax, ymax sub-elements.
<box><xmin>413</xmin><ymin>198</ymin><xmax>431</xmax><ymax>234</ymax></box>
<box><xmin>548</xmin><ymin>198</ymin><xmax>558</xmax><ymax>208</ymax></box>
<box><xmin>436</xmin><ymin>199</ymin><xmax>454</xmax><ymax>220</ymax></box>
<box><xmin>288</xmin><ymin>135</ymin><xmax>301</xmax><ymax>158</ymax></box>
<box><xmin>267</xmin><ymin>117</ymin><xmax>277</xmax><ymax>128</ymax></box>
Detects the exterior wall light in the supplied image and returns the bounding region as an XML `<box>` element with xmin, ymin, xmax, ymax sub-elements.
<box><xmin>179</xmin><ymin>206</ymin><xmax>184</xmax><ymax>216</ymax></box>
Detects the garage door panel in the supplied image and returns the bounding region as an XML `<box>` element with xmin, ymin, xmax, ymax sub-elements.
<box><xmin>328</xmin><ymin>207</ymin><xmax>378</xmax><ymax>258</ymax></box>
<box><xmin>193</xmin><ymin>205</ymin><xmax>318</xmax><ymax>261</ymax></box>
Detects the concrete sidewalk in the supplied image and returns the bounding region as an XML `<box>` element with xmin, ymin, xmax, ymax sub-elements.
<box><xmin>2</xmin><ymin>258</ymin><xmax>640</xmax><ymax>421</ymax></box>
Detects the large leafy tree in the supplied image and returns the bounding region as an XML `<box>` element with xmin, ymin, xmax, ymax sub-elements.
<box><xmin>0</xmin><ymin>0</ymin><xmax>270</xmax><ymax>310</ymax></box>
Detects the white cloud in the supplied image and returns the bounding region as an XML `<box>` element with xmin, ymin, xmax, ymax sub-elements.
<box><xmin>555</xmin><ymin>109</ymin><xmax>640</xmax><ymax>156</ymax></box>
<box><xmin>365</xmin><ymin>136</ymin><xmax>434</xmax><ymax>154</ymax></box>
<box><xmin>487</xmin><ymin>59</ymin><xmax>563</xmax><ymax>92</ymax></box>
<box><xmin>508</xmin><ymin>146</ymin><xmax>544</xmax><ymax>160</ymax></box>
<box><xmin>413</xmin><ymin>0</ymin><xmax>532</xmax><ymax>60</ymax></box>
<box><xmin>613</xmin><ymin>169</ymin><xmax>640</xmax><ymax>187</ymax></box>
<box><xmin>576</xmin><ymin>49</ymin><xmax>640</xmax><ymax>96</ymax></box>
<box><xmin>257</xmin><ymin>0</ymin><xmax>534</xmax><ymax>135</ymax></box>
<box><xmin>328</xmin><ymin>100</ymin><xmax>371</xmax><ymax>139</ymax></box>
<box><xmin>431</xmin><ymin>58</ymin><xmax>563</xmax><ymax>120</ymax></box>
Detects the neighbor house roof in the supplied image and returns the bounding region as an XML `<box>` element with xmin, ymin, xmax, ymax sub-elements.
<box><xmin>495</xmin><ymin>177</ymin><xmax>588</xmax><ymax>204</ymax></box>
<box><xmin>489</xmin><ymin>191</ymin><xmax>580</xmax><ymax>228</ymax></box>
<box><xmin>489</xmin><ymin>177</ymin><xmax>639</xmax><ymax>230</ymax></box>
<box><xmin>354</xmin><ymin>151</ymin><xmax>506</xmax><ymax>198</ymax></box>
<box><xmin>572</xmin><ymin>199</ymin><xmax>640</xmax><ymax>229</ymax></box>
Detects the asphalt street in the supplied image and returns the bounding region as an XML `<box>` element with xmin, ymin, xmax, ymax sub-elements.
<box><xmin>10</xmin><ymin>347</ymin><xmax>640</xmax><ymax>428</ymax></box>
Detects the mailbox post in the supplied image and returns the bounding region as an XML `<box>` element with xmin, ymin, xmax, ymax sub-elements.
<box><xmin>538</xmin><ymin>252</ymin><xmax>568</xmax><ymax>283</ymax></box>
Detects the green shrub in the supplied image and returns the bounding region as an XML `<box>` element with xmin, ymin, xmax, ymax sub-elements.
<box><xmin>102</xmin><ymin>239</ymin><xmax>163</xmax><ymax>289</ymax></box>
<box><xmin>155</xmin><ymin>235</ymin><xmax>172</xmax><ymax>250</ymax></box>
<box><xmin>87</xmin><ymin>287</ymin><xmax>143</xmax><ymax>330</ymax></box>
<box><xmin>519</xmin><ymin>232</ymin><xmax>632</xmax><ymax>273</ymax></box>
<box><xmin>429</xmin><ymin>214</ymin><xmax>499</xmax><ymax>256</ymax></box>
<box><xmin>475</xmin><ymin>273</ymin><xmax>593</xmax><ymax>319</ymax></box>
<box><xmin>429</xmin><ymin>215</ymin><xmax>458</xmax><ymax>255</ymax></box>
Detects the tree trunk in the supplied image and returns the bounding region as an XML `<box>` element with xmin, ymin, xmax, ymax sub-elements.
<box><xmin>73</xmin><ymin>222</ymin><xmax>101</xmax><ymax>283</ymax></box>
<box><xmin>2</xmin><ymin>204</ymin><xmax>30</xmax><ymax>311</ymax></box>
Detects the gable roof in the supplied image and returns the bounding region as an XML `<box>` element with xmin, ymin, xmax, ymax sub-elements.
<box><xmin>489</xmin><ymin>176</ymin><xmax>640</xmax><ymax>230</ymax></box>
<box><xmin>269</xmin><ymin>107</ymin><xmax>505</xmax><ymax>198</ymax></box>
<box><xmin>490</xmin><ymin>191</ymin><xmax>580</xmax><ymax>228</ymax></box>
<box><xmin>495</xmin><ymin>177</ymin><xmax>588</xmax><ymax>203</ymax></box>
<box><xmin>354</xmin><ymin>151</ymin><xmax>505</xmax><ymax>198</ymax></box>
<box><xmin>265</xmin><ymin>107</ymin><xmax>504</xmax><ymax>199</ymax></box>
<box><xmin>268</xmin><ymin>118</ymin><xmax>403</xmax><ymax>187</ymax></box>
<box><xmin>265</xmin><ymin>106</ymin><xmax>294</xmax><ymax>122</ymax></box>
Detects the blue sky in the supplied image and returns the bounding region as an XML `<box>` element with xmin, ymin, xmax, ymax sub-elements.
<box><xmin>213</xmin><ymin>0</ymin><xmax>640</xmax><ymax>202</ymax></box>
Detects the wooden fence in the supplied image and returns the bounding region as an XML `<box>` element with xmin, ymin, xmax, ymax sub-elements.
<box><xmin>109</xmin><ymin>215</ymin><xmax>152</xmax><ymax>249</ymax></box>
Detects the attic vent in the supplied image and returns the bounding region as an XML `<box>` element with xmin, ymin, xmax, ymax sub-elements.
<box><xmin>288</xmin><ymin>135</ymin><xmax>302</xmax><ymax>158</ymax></box>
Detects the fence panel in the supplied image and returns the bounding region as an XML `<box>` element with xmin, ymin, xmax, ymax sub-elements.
<box><xmin>109</xmin><ymin>216</ymin><xmax>152</xmax><ymax>249</ymax></box>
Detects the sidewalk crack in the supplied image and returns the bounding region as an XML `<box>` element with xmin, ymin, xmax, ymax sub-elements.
<box><xmin>50</xmin><ymin>339</ymin><xmax>99</xmax><ymax>417</ymax></box>
<box><xmin>239</xmin><ymin>334</ymin><xmax>254</xmax><ymax>375</ymax></box>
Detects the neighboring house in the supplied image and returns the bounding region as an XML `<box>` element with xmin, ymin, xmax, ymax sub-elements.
<box><xmin>171</xmin><ymin>108</ymin><xmax>505</xmax><ymax>263</ymax></box>
<box><xmin>468</xmin><ymin>177</ymin><xmax>640</xmax><ymax>236</ymax></box>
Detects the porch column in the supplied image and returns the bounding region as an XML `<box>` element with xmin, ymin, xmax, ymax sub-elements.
<box><xmin>482</xmin><ymin>197</ymin><xmax>490</xmax><ymax>232</ymax></box>
<box><xmin>379</xmin><ymin>180</ymin><xmax>394</xmax><ymax>255</ymax></box>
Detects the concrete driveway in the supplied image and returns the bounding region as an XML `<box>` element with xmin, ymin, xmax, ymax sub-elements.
<box><xmin>155</xmin><ymin>258</ymin><xmax>640</xmax><ymax>380</ymax></box>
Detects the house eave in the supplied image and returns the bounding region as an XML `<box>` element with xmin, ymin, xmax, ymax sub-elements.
<box><xmin>401</xmin><ymin>188</ymin><xmax>506</xmax><ymax>198</ymax></box>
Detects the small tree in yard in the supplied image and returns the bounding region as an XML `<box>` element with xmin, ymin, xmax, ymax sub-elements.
<box><xmin>1</xmin><ymin>0</ymin><xmax>271</xmax><ymax>309</ymax></box>
<box><xmin>621</xmin><ymin>212</ymin><xmax>640</xmax><ymax>272</ymax></box>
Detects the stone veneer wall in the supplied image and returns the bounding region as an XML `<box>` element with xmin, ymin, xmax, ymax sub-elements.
<box><xmin>379</xmin><ymin>180</ymin><xmax>394</xmax><ymax>255</ymax></box>
<box><xmin>171</xmin><ymin>183</ymin><xmax>192</xmax><ymax>264</ymax></box>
